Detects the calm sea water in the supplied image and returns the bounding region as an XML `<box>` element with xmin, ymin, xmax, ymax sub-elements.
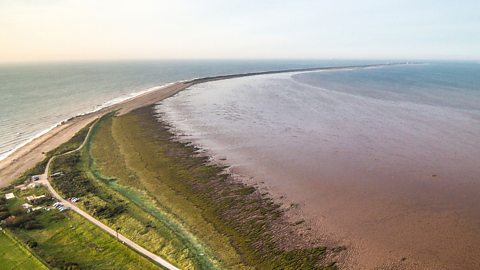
<box><xmin>0</xmin><ymin>59</ymin><xmax>375</xmax><ymax>160</ymax></box>
<box><xmin>156</xmin><ymin>62</ymin><xmax>480</xmax><ymax>269</ymax></box>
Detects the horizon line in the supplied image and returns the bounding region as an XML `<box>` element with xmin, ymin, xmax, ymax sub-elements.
<box><xmin>0</xmin><ymin>57</ymin><xmax>477</xmax><ymax>65</ymax></box>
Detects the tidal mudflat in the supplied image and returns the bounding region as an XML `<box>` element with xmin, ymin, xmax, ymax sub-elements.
<box><xmin>157</xmin><ymin>63</ymin><xmax>480</xmax><ymax>269</ymax></box>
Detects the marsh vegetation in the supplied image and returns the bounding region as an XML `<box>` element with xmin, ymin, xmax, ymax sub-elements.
<box><xmin>84</xmin><ymin>107</ymin><xmax>337</xmax><ymax>269</ymax></box>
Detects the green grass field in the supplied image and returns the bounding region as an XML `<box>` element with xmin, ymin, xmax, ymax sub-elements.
<box><xmin>13</xmin><ymin>210</ymin><xmax>160</xmax><ymax>269</ymax></box>
<box><xmin>0</xmin><ymin>230</ymin><xmax>48</xmax><ymax>270</ymax></box>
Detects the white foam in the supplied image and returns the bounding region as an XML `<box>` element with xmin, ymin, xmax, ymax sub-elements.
<box><xmin>0</xmin><ymin>122</ymin><xmax>61</xmax><ymax>161</ymax></box>
<box><xmin>0</xmin><ymin>82</ymin><xmax>176</xmax><ymax>162</ymax></box>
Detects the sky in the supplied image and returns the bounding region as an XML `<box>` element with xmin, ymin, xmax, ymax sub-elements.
<box><xmin>0</xmin><ymin>0</ymin><xmax>479</xmax><ymax>62</ymax></box>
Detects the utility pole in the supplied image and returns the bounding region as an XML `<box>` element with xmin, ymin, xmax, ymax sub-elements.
<box><xmin>116</xmin><ymin>227</ymin><xmax>120</xmax><ymax>241</ymax></box>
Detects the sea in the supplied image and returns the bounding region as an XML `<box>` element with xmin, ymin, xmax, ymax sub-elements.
<box><xmin>156</xmin><ymin>61</ymin><xmax>480</xmax><ymax>269</ymax></box>
<box><xmin>0</xmin><ymin>59</ymin><xmax>374</xmax><ymax>160</ymax></box>
<box><xmin>2</xmin><ymin>60</ymin><xmax>480</xmax><ymax>268</ymax></box>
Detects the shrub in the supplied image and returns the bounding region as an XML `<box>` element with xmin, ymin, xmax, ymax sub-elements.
<box><xmin>0</xmin><ymin>211</ymin><xmax>10</xmax><ymax>220</ymax></box>
<box><xmin>4</xmin><ymin>211</ymin><xmax>43</xmax><ymax>230</ymax></box>
<box><xmin>26</xmin><ymin>239</ymin><xmax>38</xmax><ymax>248</ymax></box>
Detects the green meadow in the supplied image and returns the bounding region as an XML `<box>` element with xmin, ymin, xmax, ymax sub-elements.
<box><xmin>0</xmin><ymin>193</ymin><xmax>160</xmax><ymax>270</ymax></box>
<box><xmin>0</xmin><ymin>230</ymin><xmax>48</xmax><ymax>270</ymax></box>
<box><xmin>11</xmin><ymin>210</ymin><xmax>160</xmax><ymax>269</ymax></box>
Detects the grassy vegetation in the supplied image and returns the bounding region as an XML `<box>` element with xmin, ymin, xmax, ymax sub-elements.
<box><xmin>86</xmin><ymin>114</ymin><xmax>232</xmax><ymax>269</ymax></box>
<box><xmin>50</xmin><ymin>119</ymin><xmax>206</xmax><ymax>269</ymax></box>
<box><xmin>51</xmin><ymin>152</ymin><xmax>127</xmax><ymax>219</ymax></box>
<box><xmin>1</xmin><ymin>90</ymin><xmax>342</xmax><ymax>269</ymax></box>
<box><xmin>83</xmin><ymin>107</ymin><xmax>337</xmax><ymax>269</ymax></box>
<box><xmin>0</xmin><ymin>188</ymin><xmax>160</xmax><ymax>269</ymax></box>
<box><xmin>0</xmin><ymin>119</ymin><xmax>169</xmax><ymax>269</ymax></box>
<box><xmin>24</xmin><ymin>106</ymin><xmax>337</xmax><ymax>269</ymax></box>
<box><xmin>6</xmin><ymin>159</ymin><xmax>49</xmax><ymax>189</ymax></box>
<box><xmin>46</xmin><ymin>120</ymin><xmax>93</xmax><ymax>157</ymax></box>
<box><xmin>0</xmin><ymin>230</ymin><xmax>48</xmax><ymax>270</ymax></box>
<box><xmin>15</xmin><ymin>210</ymin><xmax>160</xmax><ymax>269</ymax></box>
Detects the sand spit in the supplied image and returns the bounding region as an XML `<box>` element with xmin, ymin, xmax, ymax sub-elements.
<box><xmin>0</xmin><ymin>63</ymin><xmax>401</xmax><ymax>187</ymax></box>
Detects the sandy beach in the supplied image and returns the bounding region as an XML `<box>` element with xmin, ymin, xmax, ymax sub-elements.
<box><xmin>0</xmin><ymin>63</ymin><xmax>397</xmax><ymax>188</ymax></box>
<box><xmin>0</xmin><ymin>62</ymin><xmax>458</xmax><ymax>269</ymax></box>
<box><xmin>2</xmin><ymin>1</ymin><xmax>476</xmax><ymax>269</ymax></box>
<box><xmin>0</xmin><ymin>81</ymin><xmax>191</xmax><ymax>187</ymax></box>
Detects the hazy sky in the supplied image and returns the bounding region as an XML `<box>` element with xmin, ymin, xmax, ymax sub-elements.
<box><xmin>1</xmin><ymin>0</ymin><xmax>479</xmax><ymax>62</ymax></box>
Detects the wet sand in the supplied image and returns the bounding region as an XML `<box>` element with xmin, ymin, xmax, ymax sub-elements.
<box><xmin>243</xmin><ymin>150</ymin><xmax>480</xmax><ymax>269</ymax></box>
<box><xmin>158</xmin><ymin>72</ymin><xmax>480</xmax><ymax>270</ymax></box>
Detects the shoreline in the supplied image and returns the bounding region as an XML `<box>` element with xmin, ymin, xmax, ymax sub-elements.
<box><xmin>155</xmin><ymin>64</ymin><xmax>480</xmax><ymax>270</ymax></box>
<box><xmin>0</xmin><ymin>82</ymin><xmax>177</xmax><ymax>161</ymax></box>
<box><xmin>0</xmin><ymin>82</ymin><xmax>191</xmax><ymax>187</ymax></box>
<box><xmin>0</xmin><ymin>62</ymin><xmax>405</xmax><ymax>187</ymax></box>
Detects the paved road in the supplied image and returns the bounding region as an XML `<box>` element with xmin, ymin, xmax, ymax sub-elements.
<box><xmin>39</xmin><ymin>121</ymin><xmax>180</xmax><ymax>270</ymax></box>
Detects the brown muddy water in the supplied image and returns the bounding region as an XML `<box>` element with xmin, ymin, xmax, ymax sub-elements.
<box><xmin>156</xmin><ymin>63</ymin><xmax>480</xmax><ymax>269</ymax></box>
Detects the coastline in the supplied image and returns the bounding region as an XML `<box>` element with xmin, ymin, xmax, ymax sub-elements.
<box><xmin>0</xmin><ymin>82</ymin><xmax>191</xmax><ymax>187</ymax></box>
<box><xmin>0</xmin><ymin>84</ymin><xmax>159</xmax><ymax>161</ymax></box>
<box><xmin>155</xmin><ymin>64</ymin><xmax>480</xmax><ymax>270</ymax></box>
<box><xmin>0</xmin><ymin>62</ymin><xmax>404</xmax><ymax>187</ymax></box>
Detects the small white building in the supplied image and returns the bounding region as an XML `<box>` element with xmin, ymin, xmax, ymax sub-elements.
<box><xmin>17</xmin><ymin>183</ymin><xmax>39</xmax><ymax>191</ymax></box>
<box><xmin>26</xmin><ymin>195</ymin><xmax>46</xmax><ymax>202</ymax></box>
<box><xmin>28</xmin><ymin>182</ymin><xmax>40</xmax><ymax>189</ymax></box>
<box><xmin>51</xmin><ymin>172</ymin><xmax>64</xmax><ymax>177</ymax></box>
<box><xmin>22</xmin><ymin>203</ymin><xmax>33</xmax><ymax>209</ymax></box>
<box><xmin>5</xmin><ymin>193</ymin><xmax>15</xmax><ymax>200</ymax></box>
